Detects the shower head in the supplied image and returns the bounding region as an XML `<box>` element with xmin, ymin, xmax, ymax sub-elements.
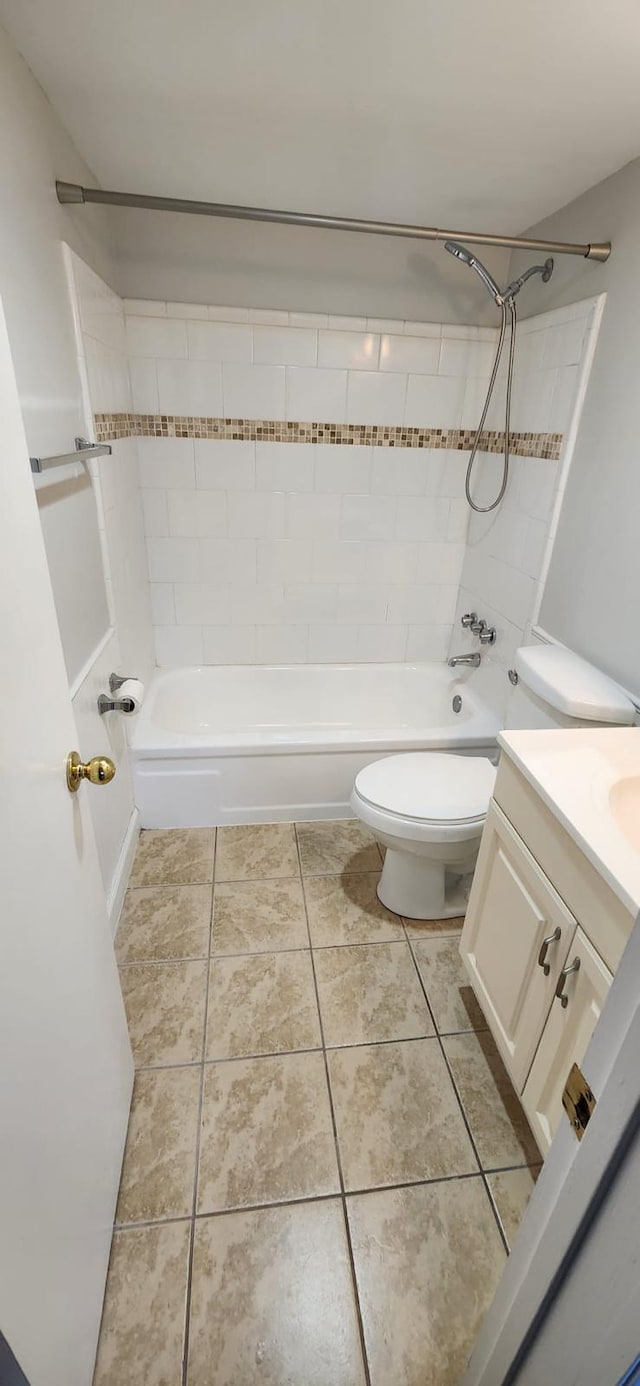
<box><xmin>444</xmin><ymin>240</ymin><xmax>503</xmax><ymax>304</ymax></box>
<box><xmin>444</xmin><ymin>240</ymin><xmax>475</xmax><ymax>266</ymax></box>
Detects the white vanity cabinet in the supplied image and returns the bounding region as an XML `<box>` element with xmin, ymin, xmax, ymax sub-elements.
<box><xmin>460</xmin><ymin>755</ymin><xmax>629</xmax><ymax>1155</ymax></box>
<box><xmin>461</xmin><ymin>802</ymin><xmax>578</xmax><ymax>1092</ymax></box>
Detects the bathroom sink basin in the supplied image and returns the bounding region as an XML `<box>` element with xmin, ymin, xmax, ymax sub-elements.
<box><xmin>609</xmin><ymin>775</ymin><xmax>640</xmax><ymax>854</ymax></box>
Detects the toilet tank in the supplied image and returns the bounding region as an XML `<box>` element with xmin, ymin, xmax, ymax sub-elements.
<box><xmin>504</xmin><ymin>645</ymin><xmax>636</xmax><ymax>731</ymax></box>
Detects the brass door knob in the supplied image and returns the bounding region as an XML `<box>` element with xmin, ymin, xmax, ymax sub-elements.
<box><xmin>66</xmin><ymin>750</ymin><xmax>116</xmax><ymax>793</ymax></box>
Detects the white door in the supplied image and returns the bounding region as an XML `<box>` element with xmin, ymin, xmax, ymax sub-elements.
<box><xmin>522</xmin><ymin>926</ymin><xmax>612</xmax><ymax>1154</ymax></box>
<box><xmin>460</xmin><ymin>802</ymin><xmax>577</xmax><ymax>1091</ymax></box>
<box><xmin>0</xmin><ymin>301</ymin><xmax>133</xmax><ymax>1385</ymax></box>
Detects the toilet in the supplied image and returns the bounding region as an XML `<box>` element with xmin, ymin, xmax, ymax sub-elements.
<box><xmin>351</xmin><ymin>644</ymin><xmax>636</xmax><ymax>920</ymax></box>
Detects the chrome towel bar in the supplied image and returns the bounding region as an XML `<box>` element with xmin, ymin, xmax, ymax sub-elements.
<box><xmin>30</xmin><ymin>435</ymin><xmax>112</xmax><ymax>474</ymax></box>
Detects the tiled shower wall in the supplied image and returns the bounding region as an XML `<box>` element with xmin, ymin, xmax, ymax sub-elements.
<box><xmin>125</xmin><ymin>302</ymin><xmax>505</xmax><ymax>665</ymax></box>
<box><xmin>450</xmin><ymin>295</ymin><xmax>602</xmax><ymax>714</ymax></box>
<box><xmin>69</xmin><ymin>260</ymin><xmax>601</xmax><ymax>676</ymax></box>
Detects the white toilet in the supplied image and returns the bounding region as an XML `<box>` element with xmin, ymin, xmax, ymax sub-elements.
<box><xmin>351</xmin><ymin>644</ymin><xmax>636</xmax><ymax>920</ymax></box>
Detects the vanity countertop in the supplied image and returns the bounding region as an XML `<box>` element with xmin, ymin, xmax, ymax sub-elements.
<box><xmin>498</xmin><ymin>727</ymin><xmax>640</xmax><ymax>917</ymax></box>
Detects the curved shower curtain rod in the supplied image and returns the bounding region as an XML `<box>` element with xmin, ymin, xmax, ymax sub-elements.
<box><xmin>56</xmin><ymin>181</ymin><xmax>611</xmax><ymax>262</ymax></box>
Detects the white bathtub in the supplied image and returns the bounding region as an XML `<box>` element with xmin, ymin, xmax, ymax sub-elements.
<box><xmin>129</xmin><ymin>662</ymin><xmax>500</xmax><ymax>828</ymax></box>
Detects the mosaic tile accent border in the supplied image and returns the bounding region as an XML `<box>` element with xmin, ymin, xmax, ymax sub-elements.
<box><xmin>94</xmin><ymin>413</ymin><xmax>562</xmax><ymax>460</ymax></box>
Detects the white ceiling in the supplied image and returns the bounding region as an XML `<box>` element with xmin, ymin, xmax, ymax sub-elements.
<box><xmin>2</xmin><ymin>0</ymin><xmax>640</xmax><ymax>234</ymax></box>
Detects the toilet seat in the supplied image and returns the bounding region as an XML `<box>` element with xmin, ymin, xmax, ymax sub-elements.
<box><xmin>352</xmin><ymin>752</ymin><xmax>496</xmax><ymax>844</ymax></box>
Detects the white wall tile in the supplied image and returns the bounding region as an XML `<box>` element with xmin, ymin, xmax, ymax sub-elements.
<box><xmin>318</xmin><ymin>331</ymin><xmax>380</xmax><ymax>371</ymax></box>
<box><xmin>341</xmin><ymin>493</ymin><xmax>395</xmax><ymax>540</ymax></box>
<box><xmin>403</xmin><ymin>320</ymin><xmax>441</xmax><ymax>338</ymax></box>
<box><xmin>289</xmin><ymin>311</ymin><xmax>329</xmax><ymax>329</ymax></box>
<box><xmin>386</xmin><ymin>585</ymin><xmax>442</xmax><ymax>624</ymax></box>
<box><xmin>256</xmin><ymin>540</ymin><xmax>312</xmax><ymax>582</ymax></box>
<box><xmin>416</xmin><ymin>542</ymin><xmax>465</xmax><ymax>585</ymax></box>
<box><xmin>395</xmin><ymin>496</ymin><xmax>451</xmax><ymax>541</ymax></box>
<box><xmin>405</xmin><ymin>374</ymin><xmax>465</xmax><ymax>427</ymax></box>
<box><xmin>195</xmin><ymin>440</ymin><xmax>255</xmax><ymax>490</ymax></box>
<box><xmin>255</xmin><ymin>626</ymin><xmax>309</xmax><ymax>663</ymax></box>
<box><xmin>146</xmin><ymin>536</ymin><xmax>200</xmax><ymax>583</ymax></box>
<box><xmin>337</xmin><ymin>584</ymin><xmax>388</xmax><ymax>624</ymax></box>
<box><xmin>141</xmin><ymin>488</ymin><xmax>168</xmax><ymax>537</ymax></box>
<box><xmin>347</xmin><ymin>371</ymin><xmax>407</xmax><ymax>425</ymax></box>
<box><xmin>251</xmin><ymin>309</ymin><xmax>290</xmax><ymax>326</ymax></box>
<box><xmin>155</xmin><ymin>625</ymin><xmax>203</xmax><ymax>666</ymax></box>
<box><xmin>223</xmin><ymin>363</ymin><xmax>286</xmax><ymax>419</ymax></box>
<box><xmin>314</xmin><ymin>445</ymin><xmax>372</xmax><ymax>493</ymax></box>
<box><xmin>166</xmin><ymin>301</ymin><xmax>208</xmax><ymax>319</ymax></box>
<box><xmin>187</xmin><ymin>320</ymin><xmax>252</xmax><ymax>362</ymax></box>
<box><xmin>157</xmin><ymin>359</ymin><xmax>223</xmax><ymax>415</ymax></box>
<box><xmin>439</xmin><ymin>337</ymin><xmax>496</xmax><ymax>377</ymax></box>
<box><xmin>174</xmin><ymin>584</ymin><xmax>230</xmax><ymax>625</ymax></box>
<box><xmin>255</xmin><ymin>442</ymin><xmax>315</xmax><ymax>492</ymax></box>
<box><xmin>367</xmin><ymin>317</ymin><xmax>405</xmax><ymax>334</ymax></box>
<box><xmin>284</xmin><ymin>584</ymin><xmax>338</xmax><ymax>624</ymax></box>
<box><xmin>328</xmin><ymin>314</ymin><xmax>367</xmax><ymax>331</ymax></box>
<box><xmin>542</xmin><ymin>317</ymin><xmax>586</xmax><ymax>368</ymax></box>
<box><xmin>202</xmin><ymin>626</ymin><xmax>257</xmax><ymax>663</ymax></box>
<box><xmin>167</xmin><ymin>489</ymin><xmax>227</xmax><ymax>538</ymax></box>
<box><xmin>124</xmin><ymin>298</ymin><xmax>167</xmax><ymax>317</ymax></box>
<box><xmin>227</xmin><ymin>490</ymin><xmax>286</xmax><ymax>538</ymax></box>
<box><xmin>363</xmin><ymin>541</ymin><xmax>418</xmax><ymax>583</ymax></box>
<box><xmin>307</xmin><ymin>625</ymin><xmax>359</xmax><ymax>662</ymax></box>
<box><xmin>253</xmin><ymin>326</ymin><xmax>317</xmax><ymax>367</ymax></box>
<box><xmin>286</xmin><ymin>367</ymin><xmax>347</xmax><ymax>423</ymax></box>
<box><xmin>549</xmin><ymin>365</ymin><xmax>580</xmax><ymax>434</ymax></box>
<box><xmin>379</xmin><ymin>335</ymin><xmax>440</xmax><ymax>374</ymax></box>
<box><xmin>149</xmin><ymin>583</ymin><xmax>175</xmax><ymax>625</ymax></box>
<box><xmin>285</xmin><ymin>493</ymin><xmax>341</xmax><ymax>539</ymax></box>
<box><xmin>129</xmin><ymin>358</ymin><xmax>159</xmax><ymax>413</ymax></box>
<box><xmin>127</xmin><ymin>316</ymin><xmax>188</xmax><ymax>358</ymax></box>
<box><xmin>137</xmin><ymin>438</ymin><xmax>196</xmax><ymax>490</ymax></box>
<box><xmin>356</xmin><ymin>625</ymin><xmax>408</xmax><ymax>661</ymax></box>
<box><xmin>230</xmin><ymin>583</ymin><xmax>285</xmax><ymax>625</ymax></box>
<box><xmin>517</xmin><ymin>457</ymin><xmax>558</xmax><ymax>520</ymax></box>
<box><xmin>312</xmin><ymin>540</ymin><xmax>367</xmax><ymax>583</ymax></box>
<box><xmin>405</xmin><ymin>625</ymin><xmax>452</xmax><ymax>661</ymax></box>
<box><xmin>371</xmin><ymin>450</ymin><xmax>428</xmax><ymax>495</ymax></box>
<box><xmin>200</xmin><ymin>538</ymin><xmax>257</xmax><ymax>584</ymax></box>
<box><xmin>207</xmin><ymin>305</ymin><xmax>251</xmax><ymax>323</ymax></box>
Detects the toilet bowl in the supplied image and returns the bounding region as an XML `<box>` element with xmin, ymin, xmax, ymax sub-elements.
<box><xmin>351</xmin><ymin>752</ymin><xmax>497</xmax><ymax>920</ymax></box>
<box><xmin>350</xmin><ymin>643</ymin><xmax>637</xmax><ymax>920</ymax></box>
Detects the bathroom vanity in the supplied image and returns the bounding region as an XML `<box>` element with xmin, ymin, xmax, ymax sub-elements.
<box><xmin>460</xmin><ymin>728</ymin><xmax>640</xmax><ymax>1153</ymax></box>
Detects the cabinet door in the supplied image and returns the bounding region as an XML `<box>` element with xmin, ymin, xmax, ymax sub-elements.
<box><xmin>522</xmin><ymin>926</ymin><xmax>612</xmax><ymax>1154</ymax></box>
<box><xmin>460</xmin><ymin>801</ymin><xmax>577</xmax><ymax>1091</ymax></box>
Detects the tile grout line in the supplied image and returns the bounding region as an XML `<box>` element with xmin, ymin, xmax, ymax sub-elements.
<box><xmin>115</xmin><ymin>1163</ymin><xmax>533</xmax><ymax>1232</ymax></box>
<box><xmin>293</xmin><ymin>823</ymin><xmax>373</xmax><ymax>1386</ymax></box>
<box><xmin>401</xmin><ymin>919</ymin><xmax>511</xmax><ymax>1256</ymax></box>
<box><xmin>180</xmin><ymin>832</ymin><xmax>217</xmax><ymax>1386</ymax></box>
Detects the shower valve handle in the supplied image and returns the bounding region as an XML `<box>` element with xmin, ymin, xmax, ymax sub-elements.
<box><xmin>461</xmin><ymin>612</ymin><xmax>477</xmax><ymax>628</ymax></box>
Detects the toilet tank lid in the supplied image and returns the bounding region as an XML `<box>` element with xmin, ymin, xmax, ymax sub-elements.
<box><xmin>514</xmin><ymin>646</ymin><xmax>635</xmax><ymax>724</ymax></box>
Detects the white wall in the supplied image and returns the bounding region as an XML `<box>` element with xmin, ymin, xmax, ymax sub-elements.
<box><xmin>450</xmin><ymin>296</ymin><xmax>601</xmax><ymax>717</ymax></box>
<box><xmin>112</xmin><ymin>208</ymin><xmax>511</xmax><ymax>327</ymax></box>
<box><xmin>507</xmin><ymin>157</ymin><xmax>640</xmax><ymax>697</ymax></box>
<box><xmin>125</xmin><ymin>300</ymin><xmax>510</xmax><ymax>664</ymax></box>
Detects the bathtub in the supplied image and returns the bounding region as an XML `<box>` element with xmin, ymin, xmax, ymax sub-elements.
<box><xmin>129</xmin><ymin>662</ymin><xmax>500</xmax><ymax>828</ymax></box>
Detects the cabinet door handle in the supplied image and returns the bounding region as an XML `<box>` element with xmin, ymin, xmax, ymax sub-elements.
<box><xmin>555</xmin><ymin>956</ymin><xmax>581</xmax><ymax>1008</ymax></box>
<box><xmin>538</xmin><ymin>926</ymin><xmax>562</xmax><ymax>976</ymax></box>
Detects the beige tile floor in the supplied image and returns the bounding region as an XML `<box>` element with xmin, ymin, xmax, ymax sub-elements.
<box><xmin>95</xmin><ymin>819</ymin><xmax>541</xmax><ymax>1386</ymax></box>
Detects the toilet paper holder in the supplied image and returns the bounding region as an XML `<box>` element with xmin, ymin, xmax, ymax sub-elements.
<box><xmin>97</xmin><ymin>673</ymin><xmax>141</xmax><ymax>716</ymax></box>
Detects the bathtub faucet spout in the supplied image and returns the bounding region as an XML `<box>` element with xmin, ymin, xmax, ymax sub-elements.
<box><xmin>447</xmin><ymin>652</ymin><xmax>481</xmax><ymax>668</ymax></box>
